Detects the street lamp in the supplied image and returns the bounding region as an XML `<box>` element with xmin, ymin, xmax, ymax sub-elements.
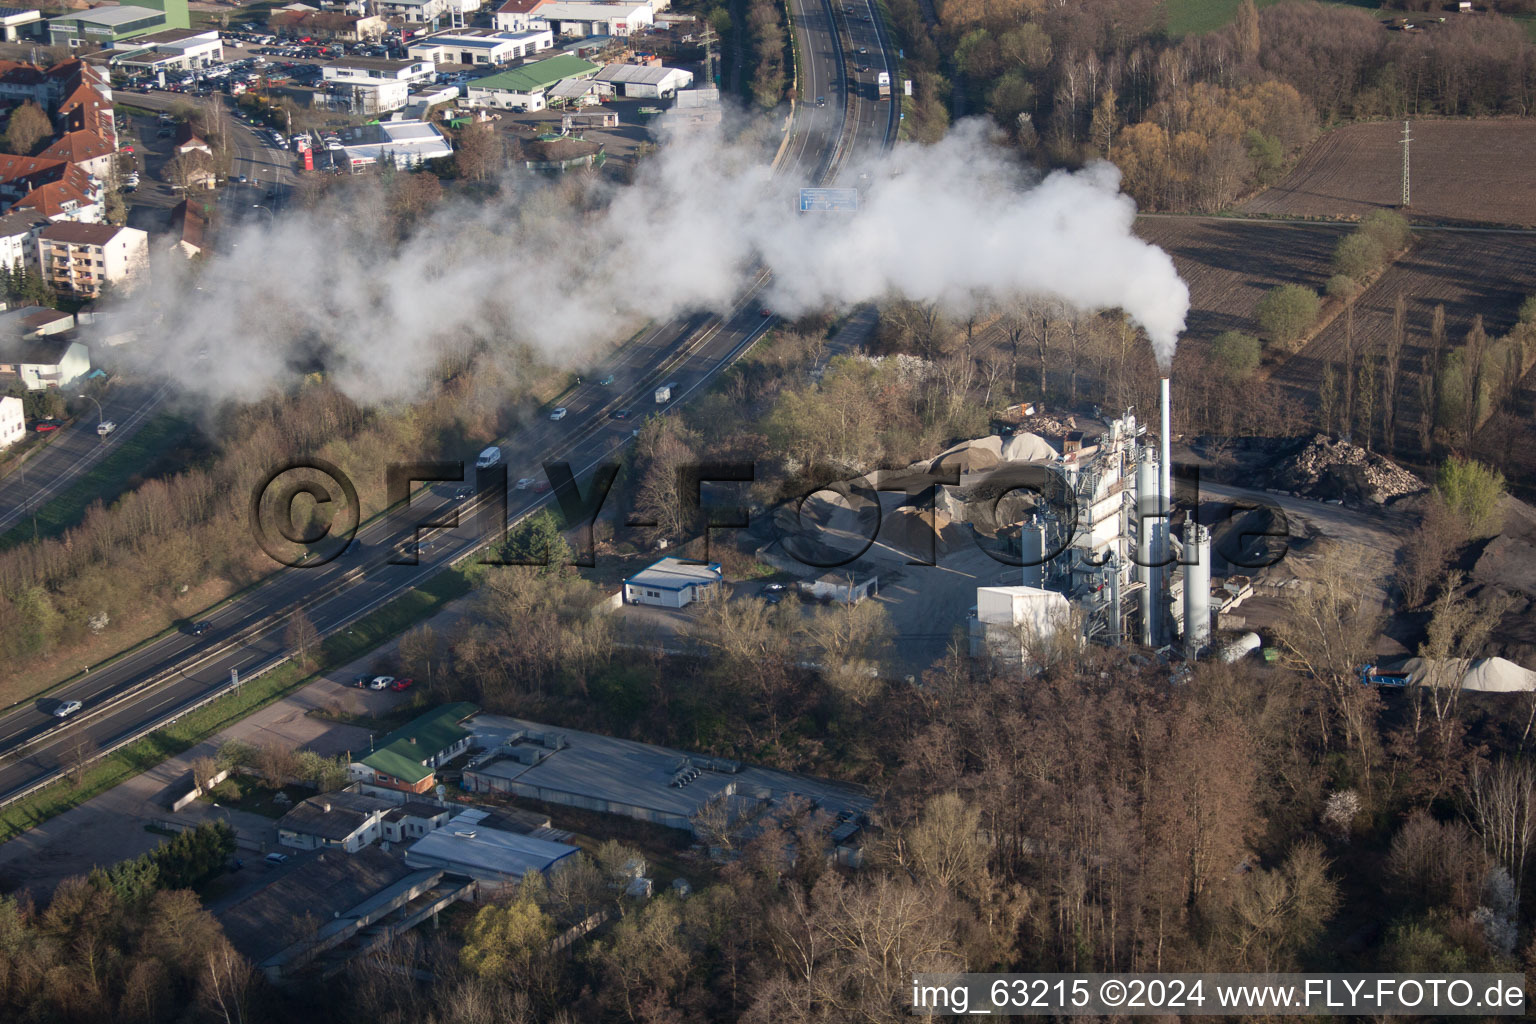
<box><xmin>76</xmin><ymin>393</ymin><xmax>103</xmax><ymax>439</ymax></box>
<box><xmin>251</xmin><ymin>203</ymin><xmax>274</xmax><ymax>223</ymax></box>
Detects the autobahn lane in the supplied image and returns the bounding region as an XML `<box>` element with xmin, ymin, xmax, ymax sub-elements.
<box><xmin>0</xmin><ymin>3</ymin><xmax>894</xmax><ymax>804</ymax></box>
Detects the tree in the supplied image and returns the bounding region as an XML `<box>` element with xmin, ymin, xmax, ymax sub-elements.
<box><xmin>1465</xmin><ymin>760</ymin><xmax>1536</xmax><ymax>903</ymax></box>
<box><xmin>1209</xmin><ymin>330</ymin><xmax>1261</xmax><ymax>381</ymax></box>
<box><xmin>1360</xmin><ymin>208</ymin><xmax>1410</xmax><ymax>254</ymax></box>
<box><xmin>285</xmin><ymin>607</ymin><xmax>318</xmax><ymax>669</ymax></box>
<box><xmin>386</xmin><ymin>170</ymin><xmax>442</xmax><ymax>232</ymax></box>
<box><xmin>4</xmin><ymin>100</ymin><xmax>51</xmax><ymax>155</ymax></box>
<box><xmin>460</xmin><ymin>882</ymin><xmax>556</xmax><ymax>987</ymax></box>
<box><xmin>1332</xmin><ymin>233</ymin><xmax>1384</xmax><ymax>283</ymax></box>
<box><xmin>501</xmin><ymin>508</ymin><xmax>571</xmax><ymax>572</ymax></box>
<box><xmin>1255</xmin><ymin>284</ymin><xmax>1320</xmax><ymax>349</ymax></box>
<box><xmin>164</xmin><ymin>150</ymin><xmax>215</xmax><ymax>192</ymax></box>
<box><xmin>1435</xmin><ymin>456</ymin><xmax>1505</xmax><ymax>539</ymax></box>
<box><xmin>1382</xmin><ymin>292</ymin><xmax>1406</xmax><ymax>450</ymax></box>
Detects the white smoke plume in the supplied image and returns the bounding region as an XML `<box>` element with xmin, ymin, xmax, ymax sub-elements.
<box><xmin>108</xmin><ymin>115</ymin><xmax>1188</xmax><ymax>403</ymax></box>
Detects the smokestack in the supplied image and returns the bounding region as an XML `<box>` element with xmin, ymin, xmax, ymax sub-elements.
<box><xmin>1156</xmin><ymin>376</ymin><xmax>1173</xmax><ymax>646</ymax></box>
<box><xmin>1159</xmin><ymin>377</ymin><xmax>1171</xmax><ymax>527</ymax></box>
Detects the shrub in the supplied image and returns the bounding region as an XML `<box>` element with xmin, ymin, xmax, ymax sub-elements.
<box><xmin>1435</xmin><ymin>456</ymin><xmax>1506</xmax><ymax>539</ymax></box>
<box><xmin>1332</xmin><ymin>232</ymin><xmax>1385</xmax><ymax>282</ymax></box>
<box><xmin>1519</xmin><ymin>294</ymin><xmax>1536</xmax><ymax>325</ymax></box>
<box><xmin>1256</xmin><ymin>284</ymin><xmax>1321</xmax><ymax>348</ymax></box>
<box><xmin>1209</xmin><ymin>331</ymin><xmax>1262</xmax><ymax>380</ymax></box>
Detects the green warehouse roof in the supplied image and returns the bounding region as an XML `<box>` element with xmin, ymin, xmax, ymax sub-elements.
<box><xmin>360</xmin><ymin>701</ymin><xmax>479</xmax><ymax>784</ymax></box>
<box><xmin>470</xmin><ymin>55</ymin><xmax>598</xmax><ymax>94</ymax></box>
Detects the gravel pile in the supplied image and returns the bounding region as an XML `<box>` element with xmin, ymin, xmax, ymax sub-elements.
<box><xmin>1272</xmin><ymin>434</ymin><xmax>1426</xmax><ymax>504</ymax></box>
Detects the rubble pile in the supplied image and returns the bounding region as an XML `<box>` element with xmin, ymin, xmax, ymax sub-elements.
<box><xmin>1271</xmin><ymin>434</ymin><xmax>1426</xmax><ymax>504</ymax></box>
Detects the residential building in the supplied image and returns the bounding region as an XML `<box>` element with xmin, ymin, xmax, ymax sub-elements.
<box><xmin>492</xmin><ymin>0</ymin><xmax>546</xmax><ymax>33</ymax></box>
<box><xmin>375</xmin><ymin>0</ymin><xmax>450</xmax><ymax>23</ymax></box>
<box><xmin>108</xmin><ymin>27</ymin><xmax>224</xmax><ymax>71</ymax></box>
<box><xmin>39</xmin><ymin>130</ymin><xmax>114</xmax><ymax>177</ymax></box>
<box><xmin>352</xmin><ymin>702</ymin><xmax>478</xmax><ymax>794</ymax></box>
<box><xmin>331</xmin><ymin>118</ymin><xmax>453</xmax><ymax>170</ymax></box>
<box><xmin>622</xmin><ymin>556</ymin><xmax>721</xmax><ymax>608</ymax></box>
<box><xmin>168</xmin><ymin>198</ymin><xmax>205</xmax><ymax>258</ymax></box>
<box><xmin>380</xmin><ymin>800</ymin><xmax>454</xmax><ymax>843</ymax></box>
<box><xmin>463</xmin><ymin>53</ymin><xmax>598</xmax><ymax>111</ymax></box>
<box><xmin>268</xmin><ymin>10</ymin><xmax>385</xmax><ymax>41</ymax></box>
<box><xmin>0</xmin><ymin>8</ymin><xmax>43</xmax><ymax>42</ymax></box>
<box><xmin>593</xmin><ymin>61</ymin><xmax>692</xmax><ymax>98</ymax></box>
<box><xmin>0</xmin><ymin>208</ymin><xmax>43</xmax><ymax>272</ymax></box>
<box><xmin>532</xmin><ymin>1</ymin><xmax>653</xmax><ymax>36</ymax></box>
<box><xmin>275</xmin><ymin>790</ymin><xmax>397</xmax><ymax>851</ymax></box>
<box><xmin>403</xmin><ymin>808</ymin><xmax>579</xmax><ymax>893</ymax></box>
<box><xmin>0</xmin><ymin>158</ymin><xmax>103</xmax><ymax>224</ymax></box>
<box><xmin>37</xmin><ymin>222</ymin><xmax>148</xmax><ymax>299</ymax></box>
<box><xmin>217</xmin><ymin>846</ymin><xmax>471</xmax><ymax>981</ymax></box>
<box><xmin>0</xmin><ymin>331</ymin><xmax>89</xmax><ymax>390</ymax></box>
<box><xmin>0</xmin><ymin>394</ymin><xmax>23</xmax><ymax>448</ymax></box>
<box><xmin>172</xmin><ymin>121</ymin><xmax>212</xmax><ymax>156</ymax></box>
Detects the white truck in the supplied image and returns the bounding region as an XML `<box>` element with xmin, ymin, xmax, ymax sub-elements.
<box><xmin>654</xmin><ymin>384</ymin><xmax>673</xmax><ymax>404</ymax></box>
<box><xmin>475</xmin><ymin>446</ymin><xmax>501</xmax><ymax>469</ymax></box>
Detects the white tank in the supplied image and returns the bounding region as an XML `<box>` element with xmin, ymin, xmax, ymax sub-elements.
<box><xmin>1184</xmin><ymin>523</ymin><xmax>1211</xmax><ymax>654</ymax></box>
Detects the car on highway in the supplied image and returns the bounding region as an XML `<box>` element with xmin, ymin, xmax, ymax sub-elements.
<box><xmin>515</xmin><ymin>477</ymin><xmax>534</xmax><ymax>490</ymax></box>
<box><xmin>760</xmin><ymin>308</ymin><xmax>772</xmax><ymax>317</ymax></box>
<box><xmin>454</xmin><ymin>486</ymin><xmax>473</xmax><ymax>500</ymax></box>
<box><xmin>368</xmin><ymin>675</ymin><xmax>394</xmax><ymax>690</ymax></box>
<box><xmin>599</xmin><ymin>374</ymin><xmax>614</xmax><ymax>385</ymax></box>
<box><xmin>390</xmin><ymin>678</ymin><xmax>414</xmax><ymax>692</ymax></box>
<box><xmin>53</xmin><ymin>700</ymin><xmax>83</xmax><ymax>719</ymax></box>
<box><xmin>549</xmin><ymin>407</ymin><xmax>567</xmax><ymax>421</ymax></box>
<box><xmin>609</xmin><ymin>408</ymin><xmax>632</xmax><ymax>420</ymax></box>
<box><xmin>97</xmin><ymin>421</ymin><xmax>116</xmax><ymax>436</ymax></box>
<box><xmin>234</xmin><ymin>174</ymin><xmax>248</xmax><ymax>183</ymax></box>
<box><xmin>816</xmin><ymin>95</ymin><xmax>826</xmax><ymax>107</ymax></box>
<box><xmin>190</xmin><ymin>621</ymin><xmax>211</xmax><ymax>636</ymax></box>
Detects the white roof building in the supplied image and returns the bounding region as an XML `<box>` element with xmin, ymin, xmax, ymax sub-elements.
<box><xmin>333</xmin><ymin>118</ymin><xmax>454</xmax><ymax>170</ymax></box>
<box><xmin>535</xmin><ymin>1</ymin><xmax>652</xmax><ymax>36</ymax></box>
<box><xmin>593</xmin><ymin>61</ymin><xmax>693</xmax><ymax>98</ymax></box>
<box><xmin>404</xmin><ymin>808</ymin><xmax>579</xmax><ymax>887</ymax></box>
<box><xmin>622</xmin><ymin>557</ymin><xmax>721</xmax><ymax>609</ymax></box>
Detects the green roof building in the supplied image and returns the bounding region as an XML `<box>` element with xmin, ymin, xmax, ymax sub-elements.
<box><xmin>464</xmin><ymin>55</ymin><xmax>599</xmax><ymax>112</ymax></box>
<box><xmin>49</xmin><ymin>0</ymin><xmax>189</xmax><ymax>48</ymax></box>
<box><xmin>356</xmin><ymin>702</ymin><xmax>479</xmax><ymax>794</ymax></box>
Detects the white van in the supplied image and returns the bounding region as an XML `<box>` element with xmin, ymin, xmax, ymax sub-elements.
<box><xmin>475</xmin><ymin>446</ymin><xmax>501</xmax><ymax>469</ymax></box>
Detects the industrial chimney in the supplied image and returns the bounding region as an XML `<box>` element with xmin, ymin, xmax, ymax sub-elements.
<box><xmin>1156</xmin><ymin>376</ymin><xmax>1173</xmax><ymax>647</ymax></box>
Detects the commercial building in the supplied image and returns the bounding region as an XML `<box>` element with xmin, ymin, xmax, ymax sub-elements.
<box><xmin>0</xmin><ymin>8</ymin><xmax>43</xmax><ymax>42</ymax></box>
<box><xmin>352</xmin><ymin>702</ymin><xmax>478</xmax><ymax>795</ymax></box>
<box><xmin>404</xmin><ymin>807</ymin><xmax>580</xmax><ymax>893</ymax></box>
<box><xmin>463</xmin><ymin>53</ymin><xmax>597</xmax><ymax>111</ymax></box>
<box><xmin>407</xmin><ymin>28</ymin><xmax>551</xmax><ymax>65</ymax></box>
<box><xmin>268</xmin><ymin>10</ymin><xmax>385</xmax><ymax>42</ymax></box>
<box><xmin>381</xmin><ymin>801</ymin><xmax>454</xmax><ymax>843</ymax></box>
<box><xmin>48</xmin><ymin>0</ymin><xmax>191</xmax><ymax>49</ymax></box>
<box><xmin>275</xmin><ymin>790</ymin><xmax>398</xmax><ymax>851</ymax></box>
<box><xmin>593</xmin><ymin>61</ymin><xmax>692</xmax><ymax>98</ymax></box>
<box><xmin>534</xmin><ymin>1</ymin><xmax>653</xmax><ymax>36</ymax></box>
<box><xmin>622</xmin><ymin>556</ymin><xmax>721</xmax><ymax>608</ymax></box>
<box><xmin>0</xmin><ymin>393</ymin><xmax>23</xmax><ymax>448</ymax></box>
<box><xmin>323</xmin><ymin>57</ymin><xmax>435</xmax><ymax>114</ymax></box>
<box><xmin>374</xmin><ymin>0</ymin><xmax>450</xmax><ymax>23</ymax></box>
<box><xmin>107</xmin><ymin>27</ymin><xmax>224</xmax><ymax>71</ymax></box>
<box><xmin>0</xmin><ymin>331</ymin><xmax>90</xmax><ymax>390</ymax></box>
<box><xmin>37</xmin><ymin>222</ymin><xmax>148</xmax><ymax>299</ymax></box>
<box><xmin>331</xmin><ymin>118</ymin><xmax>454</xmax><ymax>170</ymax></box>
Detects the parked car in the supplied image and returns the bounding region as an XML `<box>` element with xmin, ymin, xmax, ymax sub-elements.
<box><xmin>369</xmin><ymin>675</ymin><xmax>395</xmax><ymax>690</ymax></box>
<box><xmin>53</xmin><ymin>700</ymin><xmax>83</xmax><ymax>718</ymax></box>
<box><xmin>549</xmin><ymin>407</ymin><xmax>567</xmax><ymax>421</ymax></box>
<box><xmin>514</xmin><ymin>477</ymin><xmax>534</xmax><ymax>490</ymax></box>
<box><xmin>264</xmin><ymin>852</ymin><xmax>288</xmax><ymax>865</ymax></box>
<box><xmin>350</xmin><ymin>675</ymin><xmax>370</xmax><ymax>688</ymax></box>
<box><xmin>390</xmin><ymin>678</ymin><xmax>414</xmax><ymax>692</ymax></box>
<box><xmin>33</xmin><ymin>420</ymin><xmax>60</xmax><ymax>432</ymax></box>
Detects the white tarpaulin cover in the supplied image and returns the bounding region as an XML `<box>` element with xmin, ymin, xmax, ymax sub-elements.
<box><xmin>1401</xmin><ymin>657</ymin><xmax>1536</xmax><ymax>693</ymax></box>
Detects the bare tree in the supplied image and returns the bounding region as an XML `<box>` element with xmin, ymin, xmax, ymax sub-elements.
<box><xmin>1465</xmin><ymin>759</ymin><xmax>1536</xmax><ymax>902</ymax></box>
<box><xmin>285</xmin><ymin>608</ymin><xmax>319</xmax><ymax>670</ymax></box>
<box><xmin>61</xmin><ymin>732</ymin><xmax>99</xmax><ymax>788</ymax></box>
<box><xmin>1381</xmin><ymin>293</ymin><xmax>1406</xmax><ymax>450</ymax></box>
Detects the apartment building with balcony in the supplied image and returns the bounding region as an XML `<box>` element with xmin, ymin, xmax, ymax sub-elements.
<box><xmin>37</xmin><ymin>221</ymin><xmax>148</xmax><ymax>299</ymax></box>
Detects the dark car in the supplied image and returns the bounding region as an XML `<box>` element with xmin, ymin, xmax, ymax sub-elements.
<box><xmin>763</xmin><ymin>592</ymin><xmax>783</xmax><ymax>605</ymax></box>
<box><xmin>190</xmin><ymin>621</ymin><xmax>211</xmax><ymax>636</ymax></box>
<box><xmin>609</xmin><ymin>408</ymin><xmax>632</xmax><ymax>420</ymax></box>
<box><xmin>454</xmin><ymin>486</ymin><xmax>473</xmax><ymax>500</ymax></box>
<box><xmin>815</xmin><ymin>95</ymin><xmax>826</xmax><ymax>107</ymax></box>
<box><xmin>350</xmin><ymin>675</ymin><xmax>370</xmax><ymax>688</ymax></box>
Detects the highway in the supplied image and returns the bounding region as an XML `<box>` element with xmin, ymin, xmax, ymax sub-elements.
<box><xmin>0</xmin><ymin>0</ymin><xmax>900</xmax><ymax>808</ymax></box>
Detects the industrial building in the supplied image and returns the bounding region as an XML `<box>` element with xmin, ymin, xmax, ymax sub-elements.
<box><xmin>461</xmin><ymin>714</ymin><xmax>872</xmax><ymax>832</ymax></box>
<box><xmin>47</xmin><ymin>0</ymin><xmax>190</xmax><ymax>48</ymax></box>
<box><xmin>406</xmin><ymin>28</ymin><xmax>552</xmax><ymax>64</ymax></box>
<box><xmin>276</xmin><ymin>790</ymin><xmax>397</xmax><ymax>852</ymax></box>
<box><xmin>463</xmin><ymin>53</ymin><xmax>599</xmax><ymax>111</ymax></box>
<box><xmin>403</xmin><ymin>807</ymin><xmax>579</xmax><ymax>893</ymax></box>
<box><xmin>593</xmin><ymin>61</ymin><xmax>693</xmax><ymax>98</ymax></box>
<box><xmin>622</xmin><ymin>556</ymin><xmax>722</xmax><ymax>608</ymax></box>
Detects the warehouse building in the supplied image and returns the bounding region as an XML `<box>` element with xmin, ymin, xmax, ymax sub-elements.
<box><xmin>593</xmin><ymin>61</ymin><xmax>692</xmax><ymax>98</ymax></box>
<box><xmin>463</xmin><ymin>53</ymin><xmax>598</xmax><ymax>111</ymax></box>
<box><xmin>404</xmin><ymin>807</ymin><xmax>579</xmax><ymax>894</ymax></box>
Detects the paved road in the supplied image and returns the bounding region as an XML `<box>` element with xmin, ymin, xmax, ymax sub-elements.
<box><xmin>0</xmin><ymin>0</ymin><xmax>898</xmax><ymax>808</ymax></box>
<box><xmin>0</xmin><ymin>378</ymin><xmax>172</xmax><ymax>538</ymax></box>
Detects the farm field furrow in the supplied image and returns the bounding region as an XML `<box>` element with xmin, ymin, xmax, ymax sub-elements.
<box><xmin>1242</xmin><ymin>119</ymin><xmax>1536</xmax><ymax>226</ymax></box>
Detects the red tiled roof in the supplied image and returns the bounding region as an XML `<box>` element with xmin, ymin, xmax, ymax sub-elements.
<box><xmin>13</xmin><ymin>165</ymin><xmax>96</xmax><ymax>217</ymax></box>
<box><xmin>0</xmin><ymin>154</ymin><xmax>68</xmax><ymax>189</ymax></box>
<box><xmin>495</xmin><ymin>0</ymin><xmax>549</xmax><ymax>13</ymax></box>
<box><xmin>40</xmin><ymin>130</ymin><xmax>110</xmax><ymax>164</ymax></box>
<box><xmin>171</xmin><ymin>199</ymin><xmax>206</xmax><ymax>252</ymax></box>
<box><xmin>39</xmin><ymin>220</ymin><xmax>120</xmax><ymax>246</ymax></box>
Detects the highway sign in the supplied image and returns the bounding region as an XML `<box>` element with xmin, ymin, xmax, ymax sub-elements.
<box><xmin>799</xmin><ymin>187</ymin><xmax>860</xmax><ymax>212</ymax></box>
